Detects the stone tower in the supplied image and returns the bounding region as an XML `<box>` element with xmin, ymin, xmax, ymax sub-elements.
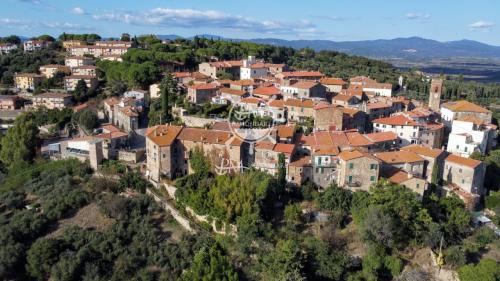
<box><xmin>89</xmin><ymin>139</ymin><xmax>103</xmax><ymax>171</ymax></box>
<box><xmin>428</xmin><ymin>78</ymin><xmax>443</xmax><ymax>112</ymax></box>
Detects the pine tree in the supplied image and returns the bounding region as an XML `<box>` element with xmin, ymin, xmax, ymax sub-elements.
<box><xmin>431</xmin><ymin>162</ymin><xmax>439</xmax><ymax>186</ymax></box>
<box><xmin>278</xmin><ymin>153</ymin><xmax>286</xmax><ymax>188</ymax></box>
<box><xmin>160</xmin><ymin>73</ymin><xmax>176</xmax><ymax>123</ymax></box>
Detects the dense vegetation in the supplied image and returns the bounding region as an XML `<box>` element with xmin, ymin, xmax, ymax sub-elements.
<box><xmin>0</xmin><ymin>159</ymin><xmax>233</xmax><ymax>281</ymax></box>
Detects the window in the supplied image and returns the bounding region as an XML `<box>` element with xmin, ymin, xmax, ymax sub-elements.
<box><xmin>416</xmin><ymin>184</ymin><xmax>420</xmax><ymax>189</ymax></box>
<box><xmin>349</xmin><ymin>163</ymin><xmax>354</xmax><ymax>169</ymax></box>
<box><xmin>348</xmin><ymin>176</ymin><xmax>353</xmax><ymax>183</ymax></box>
<box><xmin>370</xmin><ymin>164</ymin><xmax>378</xmax><ymax>170</ymax></box>
<box><xmin>461</xmin><ymin>179</ymin><xmax>465</xmax><ymax>184</ymax></box>
<box><xmin>370</xmin><ymin>176</ymin><xmax>376</xmax><ymax>182</ymax></box>
<box><xmin>459</xmin><ymin>168</ymin><xmax>462</xmax><ymax>173</ymax></box>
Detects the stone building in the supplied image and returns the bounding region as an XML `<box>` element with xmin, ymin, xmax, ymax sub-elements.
<box><xmin>145</xmin><ymin>125</ymin><xmax>184</xmax><ymax>182</ymax></box>
<box><xmin>337</xmin><ymin>150</ymin><xmax>380</xmax><ymax>191</ymax></box>
<box><xmin>374</xmin><ymin>150</ymin><xmax>426</xmax><ymax>178</ymax></box>
<box><xmin>313</xmin><ymin>104</ymin><xmax>343</xmax><ymax>131</ymax></box>
<box><xmin>187</xmin><ymin>83</ymin><xmax>218</xmax><ymax>104</ymax></box>
<box><xmin>428</xmin><ymin>79</ymin><xmax>443</xmax><ymax>112</ymax></box>
<box><xmin>14</xmin><ymin>73</ymin><xmax>44</xmax><ymax>90</ymax></box>
<box><xmin>401</xmin><ymin>144</ymin><xmax>447</xmax><ymax>183</ymax></box>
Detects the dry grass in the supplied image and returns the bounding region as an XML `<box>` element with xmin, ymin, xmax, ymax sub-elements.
<box><xmin>45</xmin><ymin>203</ymin><xmax>115</xmax><ymax>238</ymax></box>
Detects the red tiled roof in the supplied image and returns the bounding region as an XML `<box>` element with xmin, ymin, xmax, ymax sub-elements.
<box><xmin>273</xmin><ymin>143</ymin><xmax>296</xmax><ymax>154</ymax></box>
<box><xmin>177</xmin><ymin>127</ymin><xmax>232</xmax><ymax>145</ymax></box>
<box><xmin>253</xmin><ymin>86</ymin><xmax>280</xmax><ymax>96</ymax></box>
<box><xmin>220</xmin><ymin>87</ymin><xmax>245</xmax><ymax>96</ymax></box>
<box><xmin>289</xmin><ymin>156</ymin><xmax>312</xmax><ymax>167</ymax></box>
<box><xmin>146</xmin><ymin>125</ymin><xmax>183</xmax><ymax>146</ymax></box>
<box><xmin>445</xmin><ymin>154</ymin><xmax>482</xmax><ymax>168</ymax></box>
<box><xmin>442</xmin><ymin>100</ymin><xmax>490</xmax><ymax>113</ymax></box>
<box><xmin>188</xmin><ymin>83</ymin><xmax>218</xmax><ymax>90</ymax></box>
<box><xmin>291</xmin><ymin>81</ymin><xmax>319</xmax><ymax>89</ymax></box>
<box><xmin>240</xmin><ymin>97</ymin><xmax>262</xmax><ymax>104</ymax></box>
<box><xmin>373</xmin><ymin>115</ymin><xmax>418</xmax><ymax>126</ymax></box>
<box><xmin>333</xmin><ymin>94</ymin><xmax>357</xmax><ymax>102</ymax></box>
<box><xmin>401</xmin><ymin>144</ymin><xmax>445</xmax><ymax>159</ymax></box>
<box><xmin>346</xmin><ymin>132</ymin><xmax>373</xmax><ymax>147</ymax></box>
<box><xmin>281</xmin><ymin>71</ymin><xmax>324</xmax><ymax>78</ymax></box>
<box><xmin>284</xmin><ymin>98</ymin><xmax>314</xmax><ymax>108</ymax></box>
<box><xmin>230</xmin><ymin>79</ymin><xmax>255</xmax><ymax>87</ymax></box>
<box><xmin>364</xmin><ymin>131</ymin><xmax>398</xmax><ymax>143</ymax></box>
<box><xmin>320</xmin><ymin>77</ymin><xmax>346</xmax><ymax>85</ymax></box>
<box><xmin>374</xmin><ymin>151</ymin><xmax>424</xmax><ymax>164</ymax></box>
<box><xmin>276</xmin><ymin>125</ymin><xmax>295</xmax><ymax>139</ymax></box>
<box><xmin>268</xmin><ymin>99</ymin><xmax>284</xmax><ymax>108</ymax></box>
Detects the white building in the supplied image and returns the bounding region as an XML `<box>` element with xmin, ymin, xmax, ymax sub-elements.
<box><xmin>363</xmin><ymin>82</ymin><xmax>393</xmax><ymax>97</ymax></box>
<box><xmin>0</xmin><ymin>43</ymin><xmax>18</xmax><ymax>54</ymax></box>
<box><xmin>240</xmin><ymin>56</ymin><xmax>268</xmax><ymax>80</ymax></box>
<box><xmin>23</xmin><ymin>40</ymin><xmax>49</xmax><ymax>52</ymax></box>
<box><xmin>65</xmin><ymin>56</ymin><xmax>94</xmax><ymax>68</ymax></box>
<box><xmin>373</xmin><ymin>115</ymin><xmax>420</xmax><ymax>146</ymax></box>
<box><xmin>440</xmin><ymin>100</ymin><xmax>492</xmax><ymax>128</ymax></box>
<box><xmin>447</xmin><ymin>116</ymin><xmax>497</xmax><ymax>157</ymax></box>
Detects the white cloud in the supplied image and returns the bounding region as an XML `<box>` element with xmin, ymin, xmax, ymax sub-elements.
<box><xmin>92</xmin><ymin>7</ymin><xmax>319</xmax><ymax>36</ymax></box>
<box><xmin>16</xmin><ymin>0</ymin><xmax>41</xmax><ymax>4</ymax></box>
<box><xmin>0</xmin><ymin>17</ymin><xmax>93</xmax><ymax>31</ymax></box>
<box><xmin>406</xmin><ymin>12</ymin><xmax>431</xmax><ymax>22</ymax></box>
<box><xmin>71</xmin><ymin>7</ymin><xmax>86</xmax><ymax>15</ymax></box>
<box><xmin>468</xmin><ymin>20</ymin><xmax>494</xmax><ymax>31</ymax></box>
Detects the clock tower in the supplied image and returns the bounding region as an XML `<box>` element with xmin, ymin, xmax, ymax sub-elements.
<box><xmin>429</xmin><ymin>79</ymin><xmax>443</xmax><ymax>112</ymax></box>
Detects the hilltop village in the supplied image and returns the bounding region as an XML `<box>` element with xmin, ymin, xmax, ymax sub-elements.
<box><xmin>0</xmin><ymin>34</ymin><xmax>499</xmax><ymax>281</ymax></box>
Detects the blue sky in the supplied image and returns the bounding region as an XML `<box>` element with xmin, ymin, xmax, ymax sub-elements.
<box><xmin>1</xmin><ymin>0</ymin><xmax>499</xmax><ymax>45</ymax></box>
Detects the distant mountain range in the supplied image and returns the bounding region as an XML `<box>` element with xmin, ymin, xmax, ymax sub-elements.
<box><xmin>156</xmin><ymin>35</ymin><xmax>500</xmax><ymax>61</ymax></box>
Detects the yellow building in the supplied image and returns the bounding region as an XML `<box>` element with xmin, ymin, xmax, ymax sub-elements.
<box><xmin>62</xmin><ymin>40</ymin><xmax>84</xmax><ymax>49</ymax></box>
<box><xmin>14</xmin><ymin>73</ymin><xmax>44</xmax><ymax>90</ymax></box>
<box><xmin>39</xmin><ymin>64</ymin><xmax>71</xmax><ymax>78</ymax></box>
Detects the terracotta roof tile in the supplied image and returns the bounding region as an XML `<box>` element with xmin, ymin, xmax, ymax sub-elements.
<box><xmin>442</xmin><ymin>100</ymin><xmax>490</xmax><ymax>113</ymax></box>
<box><xmin>364</xmin><ymin>131</ymin><xmax>398</xmax><ymax>143</ymax></box>
<box><xmin>273</xmin><ymin>143</ymin><xmax>296</xmax><ymax>154</ymax></box>
<box><xmin>280</xmin><ymin>71</ymin><xmax>324</xmax><ymax>78</ymax></box>
<box><xmin>291</xmin><ymin>81</ymin><xmax>319</xmax><ymax>89</ymax></box>
<box><xmin>445</xmin><ymin>154</ymin><xmax>482</xmax><ymax>168</ymax></box>
<box><xmin>268</xmin><ymin>99</ymin><xmax>284</xmax><ymax>108</ymax></box>
<box><xmin>276</xmin><ymin>125</ymin><xmax>295</xmax><ymax>139</ymax></box>
<box><xmin>289</xmin><ymin>156</ymin><xmax>312</xmax><ymax>167</ymax></box>
<box><xmin>253</xmin><ymin>86</ymin><xmax>280</xmax><ymax>96</ymax></box>
<box><xmin>374</xmin><ymin>151</ymin><xmax>424</xmax><ymax>164</ymax></box>
<box><xmin>401</xmin><ymin>144</ymin><xmax>445</xmax><ymax>158</ymax></box>
<box><xmin>188</xmin><ymin>83</ymin><xmax>218</xmax><ymax>90</ymax></box>
<box><xmin>373</xmin><ymin>115</ymin><xmax>418</xmax><ymax>126</ymax></box>
<box><xmin>146</xmin><ymin>125</ymin><xmax>183</xmax><ymax>146</ymax></box>
<box><xmin>346</xmin><ymin>132</ymin><xmax>373</xmax><ymax>147</ymax></box>
<box><xmin>220</xmin><ymin>87</ymin><xmax>245</xmax><ymax>96</ymax></box>
<box><xmin>320</xmin><ymin>77</ymin><xmax>346</xmax><ymax>85</ymax></box>
<box><xmin>284</xmin><ymin>98</ymin><xmax>314</xmax><ymax>108</ymax></box>
<box><xmin>177</xmin><ymin>127</ymin><xmax>231</xmax><ymax>145</ymax></box>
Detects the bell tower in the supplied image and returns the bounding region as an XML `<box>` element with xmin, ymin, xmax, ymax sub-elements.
<box><xmin>429</xmin><ymin>78</ymin><xmax>443</xmax><ymax>112</ymax></box>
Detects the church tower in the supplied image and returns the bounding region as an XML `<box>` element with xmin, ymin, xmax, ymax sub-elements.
<box><xmin>428</xmin><ymin>78</ymin><xmax>443</xmax><ymax>112</ymax></box>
